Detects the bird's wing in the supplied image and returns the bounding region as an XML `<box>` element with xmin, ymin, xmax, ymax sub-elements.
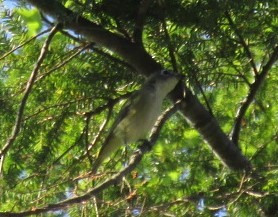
<box><xmin>109</xmin><ymin>91</ymin><xmax>139</xmax><ymax>132</ymax></box>
<box><xmin>91</xmin><ymin>91</ymin><xmax>139</xmax><ymax>174</ymax></box>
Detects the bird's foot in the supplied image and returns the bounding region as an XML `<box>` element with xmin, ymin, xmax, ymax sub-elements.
<box><xmin>138</xmin><ymin>139</ymin><xmax>152</xmax><ymax>153</ymax></box>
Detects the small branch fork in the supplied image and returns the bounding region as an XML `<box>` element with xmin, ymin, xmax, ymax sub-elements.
<box><xmin>230</xmin><ymin>46</ymin><xmax>278</xmax><ymax>146</ymax></box>
<box><xmin>225</xmin><ymin>10</ymin><xmax>278</xmax><ymax>146</ymax></box>
<box><xmin>0</xmin><ymin>24</ymin><xmax>61</xmax><ymax>174</ymax></box>
<box><xmin>225</xmin><ymin>11</ymin><xmax>259</xmax><ymax>76</ymax></box>
<box><xmin>0</xmin><ymin>100</ymin><xmax>182</xmax><ymax>217</ymax></box>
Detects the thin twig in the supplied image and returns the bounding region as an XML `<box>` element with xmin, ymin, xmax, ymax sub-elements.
<box><xmin>84</xmin><ymin>92</ymin><xmax>132</xmax><ymax>117</ymax></box>
<box><xmin>193</xmin><ymin>74</ymin><xmax>214</xmax><ymax>116</ymax></box>
<box><xmin>61</xmin><ymin>29</ymin><xmax>134</xmax><ymax>70</ymax></box>
<box><xmin>0</xmin><ymin>28</ymin><xmax>51</xmax><ymax>61</ymax></box>
<box><xmin>148</xmin><ymin>100</ymin><xmax>182</xmax><ymax>145</ymax></box>
<box><xmin>114</xmin><ymin>18</ymin><xmax>132</xmax><ymax>41</ymax></box>
<box><xmin>15</xmin><ymin>44</ymin><xmax>92</xmax><ymax>96</ymax></box>
<box><xmin>35</xmin><ymin>43</ymin><xmax>92</xmax><ymax>82</ymax></box>
<box><xmin>158</xmin><ymin>0</ymin><xmax>178</xmax><ymax>72</ymax></box>
<box><xmin>0</xmin><ymin>24</ymin><xmax>61</xmax><ymax>174</ymax></box>
<box><xmin>183</xmin><ymin>51</ymin><xmax>214</xmax><ymax>115</ymax></box>
<box><xmin>0</xmin><ymin>100</ymin><xmax>182</xmax><ymax>216</ymax></box>
<box><xmin>89</xmin><ymin>108</ymin><xmax>113</xmax><ymax>150</ymax></box>
<box><xmin>85</xmin><ymin>107</ymin><xmax>113</xmax><ymax>166</ymax></box>
<box><xmin>230</xmin><ymin>46</ymin><xmax>278</xmax><ymax>146</ymax></box>
<box><xmin>225</xmin><ymin>11</ymin><xmax>259</xmax><ymax>76</ymax></box>
<box><xmin>249</xmin><ymin>133</ymin><xmax>278</xmax><ymax>161</ymax></box>
<box><xmin>225</xmin><ymin>59</ymin><xmax>251</xmax><ymax>86</ymax></box>
<box><xmin>54</xmin><ymin>94</ymin><xmax>132</xmax><ymax>165</ymax></box>
<box><xmin>23</xmin><ymin>96</ymin><xmax>94</xmax><ymax>121</ymax></box>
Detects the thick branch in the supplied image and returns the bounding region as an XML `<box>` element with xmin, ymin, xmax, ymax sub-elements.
<box><xmin>175</xmin><ymin>89</ymin><xmax>252</xmax><ymax>171</ymax></box>
<box><xmin>133</xmin><ymin>0</ymin><xmax>152</xmax><ymax>45</ymax></box>
<box><xmin>230</xmin><ymin>46</ymin><xmax>278</xmax><ymax>146</ymax></box>
<box><xmin>27</xmin><ymin>0</ymin><xmax>161</xmax><ymax>75</ymax></box>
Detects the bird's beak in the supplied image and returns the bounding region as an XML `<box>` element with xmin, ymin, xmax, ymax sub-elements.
<box><xmin>174</xmin><ymin>73</ymin><xmax>185</xmax><ymax>80</ymax></box>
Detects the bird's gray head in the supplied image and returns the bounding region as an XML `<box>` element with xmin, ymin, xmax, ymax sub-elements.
<box><xmin>146</xmin><ymin>69</ymin><xmax>183</xmax><ymax>97</ymax></box>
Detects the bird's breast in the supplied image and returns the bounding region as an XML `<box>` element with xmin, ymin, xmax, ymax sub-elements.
<box><xmin>115</xmin><ymin>93</ymin><xmax>162</xmax><ymax>144</ymax></box>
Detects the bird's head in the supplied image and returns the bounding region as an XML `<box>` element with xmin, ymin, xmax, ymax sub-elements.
<box><xmin>146</xmin><ymin>69</ymin><xmax>183</xmax><ymax>97</ymax></box>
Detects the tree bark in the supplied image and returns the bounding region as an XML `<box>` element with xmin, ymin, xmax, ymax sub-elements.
<box><xmin>26</xmin><ymin>0</ymin><xmax>252</xmax><ymax>171</ymax></box>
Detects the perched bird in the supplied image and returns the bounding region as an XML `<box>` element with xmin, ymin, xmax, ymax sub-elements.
<box><xmin>92</xmin><ymin>69</ymin><xmax>182</xmax><ymax>173</ymax></box>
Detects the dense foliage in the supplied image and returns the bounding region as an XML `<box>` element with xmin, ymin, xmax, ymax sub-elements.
<box><xmin>0</xmin><ymin>0</ymin><xmax>277</xmax><ymax>216</ymax></box>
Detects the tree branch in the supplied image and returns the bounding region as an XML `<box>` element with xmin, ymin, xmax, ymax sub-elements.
<box><xmin>177</xmin><ymin>89</ymin><xmax>252</xmax><ymax>171</ymax></box>
<box><xmin>27</xmin><ymin>0</ymin><xmax>161</xmax><ymax>75</ymax></box>
<box><xmin>0</xmin><ymin>101</ymin><xmax>181</xmax><ymax>216</ymax></box>
<box><xmin>133</xmin><ymin>0</ymin><xmax>152</xmax><ymax>45</ymax></box>
<box><xmin>230</xmin><ymin>46</ymin><xmax>278</xmax><ymax>146</ymax></box>
<box><xmin>0</xmin><ymin>24</ymin><xmax>61</xmax><ymax>174</ymax></box>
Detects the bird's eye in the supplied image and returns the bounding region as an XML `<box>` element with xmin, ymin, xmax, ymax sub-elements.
<box><xmin>161</xmin><ymin>69</ymin><xmax>172</xmax><ymax>76</ymax></box>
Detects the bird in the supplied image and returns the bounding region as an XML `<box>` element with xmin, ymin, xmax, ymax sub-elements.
<box><xmin>92</xmin><ymin>69</ymin><xmax>182</xmax><ymax>173</ymax></box>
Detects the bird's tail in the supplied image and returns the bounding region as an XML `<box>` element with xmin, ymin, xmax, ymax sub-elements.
<box><xmin>92</xmin><ymin>134</ymin><xmax>122</xmax><ymax>174</ymax></box>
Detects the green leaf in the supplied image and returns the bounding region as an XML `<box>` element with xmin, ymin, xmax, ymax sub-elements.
<box><xmin>15</xmin><ymin>8</ymin><xmax>42</xmax><ymax>36</ymax></box>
